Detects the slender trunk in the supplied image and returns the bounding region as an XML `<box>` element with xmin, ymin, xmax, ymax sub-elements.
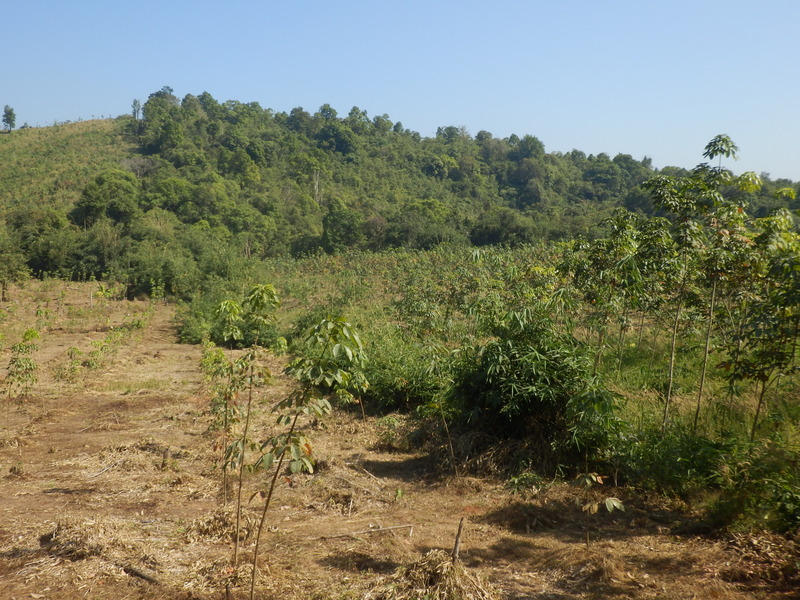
<box><xmin>233</xmin><ymin>363</ymin><xmax>256</xmax><ymax>567</ymax></box>
<box><xmin>222</xmin><ymin>388</ymin><xmax>230</xmax><ymax>506</ymax></box>
<box><xmin>249</xmin><ymin>413</ymin><xmax>300</xmax><ymax>600</ymax></box>
<box><xmin>693</xmin><ymin>277</ymin><xmax>717</xmax><ymax>434</ymax></box>
<box><xmin>648</xmin><ymin>325</ymin><xmax>658</xmax><ymax>377</ymax></box>
<box><xmin>750</xmin><ymin>379</ymin><xmax>769</xmax><ymax>443</ymax></box>
<box><xmin>662</xmin><ymin>288</ymin><xmax>685</xmax><ymax>435</ymax></box>
<box><xmin>616</xmin><ymin>299</ymin><xmax>629</xmax><ymax>379</ymax></box>
<box><xmin>636</xmin><ymin>311</ymin><xmax>646</xmax><ymax>349</ymax></box>
<box><xmin>593</xmin><ymin>326</ymin><xmax>607</xmax><ymax>377</ymax></box>
<box><xmin>726</xmin><ymin>300</ymin><xmax>748</xmax><ymax>407</ymax></box>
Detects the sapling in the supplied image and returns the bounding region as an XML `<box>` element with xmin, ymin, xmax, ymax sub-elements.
<box><xmin>572</xmin><ymin>472</ymin><xmax>624</xmax><ymax>547</ymax></box>
<box><xmin>211</xmin><ymin>299</ymin><xmax>246</xmax><ymax>505</ymax></box>
<box><xmin>247</xmin><ymin>317</ymin><xmax>367</xmax><ymax>600</ymax></box>
<box><xmin>202</xmin><ymin>341</ymin><xmax>246</xmax><ymax>505</ymax></box>
<box><xmin>229</xmin><ymin>347</ymin><xmax>269</xmax><ymax>567</ymax></box>
<box><xmin>5</xmin><ymin>328</ymin><xmax>40</xmax><ymax>399</ymax></box>
<box><xmin>230</xmin><ymin>286</ymin><xmax>279</xmax><ymax>566</ymax></box>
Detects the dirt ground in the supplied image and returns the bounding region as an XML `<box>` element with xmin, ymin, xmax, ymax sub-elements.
<box><xmin>0</xmin><ymin>281</ymin><xmax>797</xmax><ymax>600</ymax></box>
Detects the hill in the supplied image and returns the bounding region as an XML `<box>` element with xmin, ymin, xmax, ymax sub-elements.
<box><xmin>0</xmin><ymin>119</ymin><xmax>130</xmax><ymax>210</ymax></box>
<box><xmin>0</xmin><ymin>88</ymin><xmax>796</xmax><ymax>299</ymax></box>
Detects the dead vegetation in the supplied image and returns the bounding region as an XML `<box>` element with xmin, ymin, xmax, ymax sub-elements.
<box><xmin>365</xmin><ymin>549</ymin><xmax>501</xmax><ymax>600</ymax></box>
<box><xmin>0</xmin><ymin>280</ymin><xmax>797</xmax><ymax>599</ymax></box>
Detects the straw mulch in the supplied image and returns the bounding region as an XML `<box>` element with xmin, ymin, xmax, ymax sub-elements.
<box><xmin>364</xmin><ymin>549</ymin><xmax>501</xmax><ymax>600</ymax></box>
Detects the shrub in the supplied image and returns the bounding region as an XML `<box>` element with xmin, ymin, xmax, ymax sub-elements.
<box><xmin>617</xmin><ymin>427</ymin><xmax>731</xmax><ymax>495</ymax></box>
<box><xmin>709</xmin><ymin>438</ymin><xmax>800</xmax><ymax>533</ymax></box>
<box><xmin>445</xmin><ymin>307</ymin><xmax>623</xmax><ymax>470</ymax></box>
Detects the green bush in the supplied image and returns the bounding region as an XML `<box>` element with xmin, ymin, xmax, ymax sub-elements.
<box><xmin>617</xmin><ymin>427</ymin><xmax>731</xmax><ymax>495</ymax></box>
<box><xmin>361</xmin><ymin>327</ymin><xmax>447</xmax><ymax>412</ymax></box>
<box><xmin>175</xmin><ymin>284</ymin><xmax>281</xmax><ymax>349</ymax></box>
<box><xmin>710</xmin><ymin>438</ymin><xmax>800</xmax><ymax>533</ymax></box>
<box><xmin>445</xmin><ymin>307</ymin><xmax>622</xmax><ymax>468</ymax></box>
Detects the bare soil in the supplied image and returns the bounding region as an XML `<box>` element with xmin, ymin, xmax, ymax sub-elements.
<box><xmin>0</xmin><ymin>281</ymin><xmax>797</xmax><ymax>600</ymax></box>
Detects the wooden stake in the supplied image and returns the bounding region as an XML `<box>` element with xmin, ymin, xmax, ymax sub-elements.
<box><xmin>452</xmin><ymin>517</ymin><xmax>465</xmax><ymax>562</ymax></box>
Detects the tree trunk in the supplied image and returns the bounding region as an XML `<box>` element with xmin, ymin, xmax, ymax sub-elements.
<box><xmin>616</xmin><ymin>299</ymin><xmax>629</xmax><ymax>379</ymax></box>
<box><xmin>693</xmin><ymin>277</ymin><xmax>717</xmax><ymax>434</ymax></box>
<box><xmin>750</xmin><ymin>379</ymin><xmax>769</xmax><ymax>443</ymax></box>
<box><xmin>662</xmin><ymin>291</ymin><xmax>685</xmax><ymax>435</ymax></box>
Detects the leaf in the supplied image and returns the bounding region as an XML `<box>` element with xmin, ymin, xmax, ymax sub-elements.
<box><xmin>257</xmin><ymin>453</ymin><xmax>275</xmax><ymax>471</ymax></box>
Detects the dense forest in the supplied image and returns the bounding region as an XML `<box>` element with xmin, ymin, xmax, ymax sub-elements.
<box><xmin>1</xmin><ymin>86</ymin><xmax>797</xmax><ymax>299</ymax></box>
<box><xmin>1</xmin><ymin>88</ymin><xmax>800</xmax><ymax>545</ymax></box>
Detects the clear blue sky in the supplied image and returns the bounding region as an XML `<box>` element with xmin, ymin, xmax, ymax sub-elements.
<box><xmin>4</xmin><ymin>0</ymin><xmax>798</xmax><ymax>180</ymax></box>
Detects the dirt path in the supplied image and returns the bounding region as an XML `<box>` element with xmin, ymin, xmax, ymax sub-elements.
<box><xmin>0</xmin><ymin>281</ymin><xmax>794</xmax><ymax>599</ymax></box>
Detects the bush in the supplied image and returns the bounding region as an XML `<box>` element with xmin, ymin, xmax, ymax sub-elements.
<box><xmin>444</xmin><ymin>307</ymin><xmax>622</xmax><ymax>469</ymax></box>
<box><xmin>617</xmin><ymin>427</ymin><xmax>731</xmax><ymax>495</ymax></box>
<box><xmin>360</xmin><ymin>327</ymin><xmax>446</xmax><ymax>412</ymax></box>
<box><xmin>175</xmin><ymin>284</ymin><xmax>281</xmax><ymax>349</ymax></box>
<box><xmin>709</xmin><ymin>438</ymin><xmax>800</xmax><ymax>533</ymax></box>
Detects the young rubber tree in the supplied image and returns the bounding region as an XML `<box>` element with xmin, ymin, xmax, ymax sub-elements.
<box><xmin>247</xmin><ymin>317</ymin><xmax>367</xmax><ymax>600</ymax></box>
<box><xmin>643</xmin><ymin>135</ymin><xmax>761</xmax><ymax>434</ymax></box>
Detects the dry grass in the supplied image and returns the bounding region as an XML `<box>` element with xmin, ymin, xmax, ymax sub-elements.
<box><xmin>0</xmin><ymin>280</ymin><xmax>797</xmax><ymax>600</ymax></box>
<box><xmin>365</xmin><ymin>550</ymin><xmax>501</xmax><ymax>600</ymax></box>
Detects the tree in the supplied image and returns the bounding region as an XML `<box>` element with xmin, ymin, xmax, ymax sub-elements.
<box><xmin>71</xmin><ymin>169</ymin><xmax>141</xmax><ymax>226</ymax></box>
<box><xmin>3</xmin><ymin>105</ymin><xmax>15</xmax><ymax>132</ymax></box>
<box><xmin>321</xmin><ymin>198</ymin><xmax>365</xmax><ymax>253</ymax></box>
<box><xmin>131</xmin><ymin>99</ymin><xmax>141</xmax><ymax>121</ymax></box>
<box><xmin>642</xmin><ymin>134</ymin><xmax>762</xmax><ymax>434</ymax></box>
<box><xmin>0</xmin><ymin>221</ymin><xmax>29</xmax><ymax>301</ymax></box>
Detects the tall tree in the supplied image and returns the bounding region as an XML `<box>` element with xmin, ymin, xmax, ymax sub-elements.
<box><xmin>131</xmin><ymin>99</ymin><xmax>141</xmax><ymax>121</ymax></box>
<box><xmin>2</xmin><ymin>105</ymin><xmax>15</xmax><ymax>132</ymax></box>
<box><xmin>0</xmin><ymin>221</ymin><xmax>29</xmax><ymax>300</ymax></box>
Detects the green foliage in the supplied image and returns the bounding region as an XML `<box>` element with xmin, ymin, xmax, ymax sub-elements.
<box><xmin>247</xmin><ymin>316</ymin><xmax>364</xmax><ymax>598</ymax></box>
<box><xmin>710</xmin><ymin>437</ymin><xmax>800</xmax><ymax>533</ymax></box>
<box><xmin>178</xmin><ymin>283</ymin><xmax>281</xmax><ymax>348</ymax></box>
<box><xmin>285</xmin><ymin>316</ymin><xmax>369</xmax><ymax>403</ymax></box>
<box><xmin>447</xmin><ymin>307</ymin><xmax>621</xmax><ymax>462</ymax></box>
<box><xmin>506</xmin><ymin>471</ymin><xmax>545</xmax><ymax>495</ymax></box>
<box><xmin>5</xmin><ymin>328</ymin><xmax>40</xmax><ymax>398</ymax></box>
<box><xmin>617</xmin><ymin>427</ymin><xmax>732</xmax><ymax>496</ymax></box>
<box><xmin>3</xmin><ymin>105</ymin><xmax>15</xmax><ymax>132</ymax></box>
<box><xmin>0</xmin><ymin>221</ymin><xmax>30</xmax><ymax>300</ymax></box>
<box><xmin>361</xmin><ymin>327</ymin><xmax>445</xmax><ymax>411</ymax></box>
<box><xmin>2</xmin><ymin>108</ymin><xmax>799</xmax><ymax>541</ymax></box>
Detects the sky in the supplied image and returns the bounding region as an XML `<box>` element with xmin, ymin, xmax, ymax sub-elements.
<box><xmin>3</xmin><ymin>0</ymin><xmax>799</xmax><ymax>180</ymax></box>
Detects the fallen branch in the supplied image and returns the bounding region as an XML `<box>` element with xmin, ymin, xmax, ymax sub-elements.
<box><xmin>89</xmin><ymin>461</ymin><xmax>121</xmax><ymax>478</ymax></box>
<box><xmin>320</xmin><ymin>524</ymin><xmax>414</xmax><ymax>540</ymax></box>
<box><xmin>344</xmin><ymin>462</ymin><xmax>385</xmax><ymax>486</ymax></box>
<box><xmin>119</xmin><ymin>563</ymin><xmax>160</xmax><ymax>584</ymax></box>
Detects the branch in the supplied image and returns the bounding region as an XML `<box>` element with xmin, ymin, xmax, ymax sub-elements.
<box><xmin>319</xmin><ymin>524</ymin><xmax>414</xmax><ymax>540</ymax></box>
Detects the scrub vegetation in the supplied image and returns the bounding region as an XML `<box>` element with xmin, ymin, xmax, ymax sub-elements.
<box><xmin>0</xmin><ymin>90</ymin><xmax>799</xmax><ymax>598</ymax></box>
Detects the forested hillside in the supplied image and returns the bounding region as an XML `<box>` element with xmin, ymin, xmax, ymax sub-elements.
<box><xmin>2</xmin><ymin>87</ymin><xmax>796</xmax><ymax>299</ymax></box>
<box><xmin>2</xmin><ymin>89</ymin><xmax>800</xmax><ymax>595</ymax></box>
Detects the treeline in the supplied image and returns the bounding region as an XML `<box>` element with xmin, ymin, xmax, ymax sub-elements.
<box><xmin>1</xmin><ymin>86</ymin><xmax>797</xmax><ymax>298</ymax></box>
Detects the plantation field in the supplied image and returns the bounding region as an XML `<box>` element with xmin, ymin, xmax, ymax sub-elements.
<box><xmin>0</xmin><ymin>280</ymin><xmax>797</xmax><ymax>599</ymax></box>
